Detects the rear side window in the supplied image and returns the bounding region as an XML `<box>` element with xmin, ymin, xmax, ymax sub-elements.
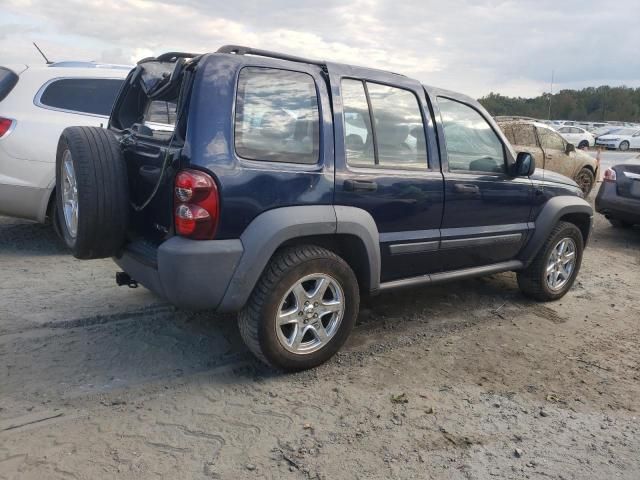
<box><xmin>235</xmin><ymin>67</ymin><xmax>320</xmax><ymax>164</ymax></box>
<box><xmin>341</xmin><ymin>79</ymin><xmax>428</xmax><ymax>169</ymax></box>
<box><xmin>512</xmin><ymin>123</ymin><xmax>538</xmax><ymax>147</ymax></box>
<box><xmin>38</xmin><ymin>78</ymin><xmax>123</xmax><ymax>116</ymax></box>
<box><xmin>0</xmin><ymin>67</ymin><xmax>19</xmax><ymax>102</ymax></box>
<box><xmin>437</xmin><ymin>97</ymin><xmax>505</xmax><ymax>173</ymax></box>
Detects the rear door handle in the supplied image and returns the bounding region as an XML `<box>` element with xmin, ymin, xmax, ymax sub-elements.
<box><xmin>453</xmin><ymin>183</ymin><xmax>480</xmax><ymax>194</ymax></box>
<box><xmin>344</xmin><ymin>179</ymin><xmax>378</xmax><ymax>192</ymax></box>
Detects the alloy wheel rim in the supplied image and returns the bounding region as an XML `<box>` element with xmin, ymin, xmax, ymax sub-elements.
<box><xmin>546</xmin><ymin>237</ymin><xmax>577</xmax><ymax>291</ymax></box>
<box><xmin>275</xmin><ymin>273</ymin><xmax>345</xmax><ymax>355</ymax></box>
<box><xmin>62</xmin><ymin>150</ymin><xmax>78</xmax><ymax>238</ymax></box>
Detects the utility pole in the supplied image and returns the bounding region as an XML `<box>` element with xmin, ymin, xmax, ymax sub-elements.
<box><xmin>547</xmin><ymin>69</ymin><xmax>554</xmax><ymax>120</ymax></box>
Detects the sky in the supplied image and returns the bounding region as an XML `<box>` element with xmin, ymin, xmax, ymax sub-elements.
<box><xmin>1</xmin><ymin>0</ymin><xmax>639</xmax><ymax>98</ymax></box>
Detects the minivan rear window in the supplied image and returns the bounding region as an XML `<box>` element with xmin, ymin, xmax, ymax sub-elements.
<box><xmin>38</xmin><ymin>78</ymin><xmax>123</xmax><ymax>116</ymax></box>
<box><xmin>0</xmin><ymin>67</ymin><xmax>19</xmax><ymax>102</ymax></box>
<box><xmin>234</xmin><ymin>67</ymin><xmax>320</xmax><ymax>165</ymax></box>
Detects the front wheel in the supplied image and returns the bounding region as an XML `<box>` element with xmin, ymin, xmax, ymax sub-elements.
<box><xmin>517</xmin><ymin>221</ymin><xmax>584</xmax><ymax>301</ymax></box>
<box><xmin>238</xmin><ymin>245</ymin><xmax>359</xmax><ymax>371</ymax></box>
<box><xmin>575</xmin><ymin>167</ymin><xmax>595</xmax><ymax>196</ymax></box>
<box><xmin>619</xmin><ymin>140</ymin><xmax>630</xmax><ymax>152</ymax></box>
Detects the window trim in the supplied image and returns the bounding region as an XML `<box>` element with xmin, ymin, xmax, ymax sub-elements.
<box><xmin>341</xmin><ymin>77</ymin><xmax>431</xmax><ymax>172</ymax></box>
<box><xmin>233</xmin><ymin>66</ymin><xmax>322</xmax><ymax>167</ymax></box>
<box><xmin>436</xmin><ymin>95</ymin><xmax>508</xmax><ymax>176</ymax></box>
<box><xmin>33</xmin><ymin>76</ymin><xmax>123</xmax><ymax>118</ymax></box>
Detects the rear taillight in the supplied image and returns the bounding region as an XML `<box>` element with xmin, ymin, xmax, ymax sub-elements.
<box><xmin>603</xmin><ymin>168</ymin><xmax>617</xmax><ymax>182</ymax></box>
<box><xmin>174</xmin><ymin>169</ymin><xmax>219</xmax><ymax>239</ymax></box>
<box><xmin>0</xmin><ymin>117</ymin><xmax>13</xmax><ymax>137</ymax></box>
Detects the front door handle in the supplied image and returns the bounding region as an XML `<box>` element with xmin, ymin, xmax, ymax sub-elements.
<box><xmin>344</xmin><ymin>179</ymin><xmax>378</xmax><ymax>192</ymax></box>
<box><xmin>453</xmin><ymin>183</ymin><xmax>480</xmax><ymax>195</ymax></box>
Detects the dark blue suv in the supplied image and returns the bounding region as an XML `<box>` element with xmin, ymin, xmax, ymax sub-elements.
<box><xmin>55</xmin><ymin>46</ymin><xmax>593</xmax><ymax>370</ymax></box>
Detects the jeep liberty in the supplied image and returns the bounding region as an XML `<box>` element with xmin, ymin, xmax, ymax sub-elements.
<box><xmin>55</xmin><ymin>46</ymin><xmax>593</xmax><ymax>370</ymax></box>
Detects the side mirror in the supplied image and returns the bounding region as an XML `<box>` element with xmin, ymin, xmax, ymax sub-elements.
<box><xmin>511</xmin><ymin>152</ymin><xmax>535</xmax><ymax>177</ymax></box>
<box><xmin>566</xmin><ymin>143</ymin><xmax>576</xmax><ymax>154</ymax></box>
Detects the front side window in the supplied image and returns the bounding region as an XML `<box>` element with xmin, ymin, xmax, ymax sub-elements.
<box><xmin>437</xmin><ymin>97</ymin><xmax>505</xmax><ymax>173</ymax></box>
<box><xmin>538</xmin><ymin>127</ymin><xmax>566</xmax><ymax>151</ymax></box>
<box><xmin>38</xmin><ymin>78</ymin><xmax>123</xmax><ymax>116</ymax></box>
<box><xmin>235</xmin><ymin>67</ymin><xmax>319</xmax><ymax>164</ymax></box>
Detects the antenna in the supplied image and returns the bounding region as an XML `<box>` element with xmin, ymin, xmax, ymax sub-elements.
<box><xmin>547</xmin><ymin>69</ymin><xmax>554</xmax><ymax>120</ymax></box>
<box><xmin>33</xmin><ymin>42</ymin><xmax>53</xmax><ymax>64</ymax></box>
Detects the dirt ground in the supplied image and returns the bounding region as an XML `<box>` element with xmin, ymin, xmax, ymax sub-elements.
<box><xmin>1</xmin><ymin>190</ymin><xmax>639</xmax><ymax>480</ymax></box>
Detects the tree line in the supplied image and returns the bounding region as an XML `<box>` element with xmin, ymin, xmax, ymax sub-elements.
<box><xmin>478</xmin><ymin>86</ymin><xmax>640</xmax><ymax>122</ymax></box>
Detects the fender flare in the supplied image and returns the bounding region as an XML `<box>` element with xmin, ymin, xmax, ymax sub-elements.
<box><xmin>217</xmin><ymin>205</ymin><xmax>381</xmax><ymax>312</ymax></box>
<box><xmin>518</xmin><ymin>196</ymin><xmax>593</xmax><ymax>266</ymax></box>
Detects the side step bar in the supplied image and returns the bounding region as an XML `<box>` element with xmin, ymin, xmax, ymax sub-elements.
<box><xmin>378</xmin><ymin>260</ymin><xmax>523</xmax><ymax>292</ymax></box>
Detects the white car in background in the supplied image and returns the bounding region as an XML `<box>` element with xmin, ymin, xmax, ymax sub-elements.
<box><xmin>0</xmin><ymin>61</ymin><xmax>130</xmax><ymax>226</ymax></box>
<box><xmin>556</xmin><ymin>126</ymin><xmax>595</xmax><ymax>150</ymax></box>
<box><xmin>596</xmin><ymin>128</ymin><xmax>640</xmax><ymax>151</ymax></box>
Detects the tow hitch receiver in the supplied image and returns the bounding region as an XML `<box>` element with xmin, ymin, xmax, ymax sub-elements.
<box><xmin>116</xmin><ymin>271</ymin><xmax>138</xmax><ymax>288</ymax></box>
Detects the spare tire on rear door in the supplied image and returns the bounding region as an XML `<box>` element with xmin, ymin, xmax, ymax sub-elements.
<box><xmin>56</xmin><ymin>126</ymin><xmax>129</xmax><ymax>259</ymax></box>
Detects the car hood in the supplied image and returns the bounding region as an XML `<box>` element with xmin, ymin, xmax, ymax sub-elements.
<box><xmin>530</xmin><ymin>168</ymin><xmax>578</xmax><ymax>187</ymax></box>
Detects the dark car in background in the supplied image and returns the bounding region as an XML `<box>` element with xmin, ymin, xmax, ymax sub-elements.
<box><xmin>596</xmin><ymin>164</ymin><xmax>640</xmax><ymax>228</ymax></box>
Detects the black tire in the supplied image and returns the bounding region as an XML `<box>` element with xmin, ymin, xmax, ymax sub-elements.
<box><xmin>608</xmin><ymin>218</ymin><xmax>632</xmax><ymax>229</ymax></box>
<box><xmin>619</xmin><ymin>140</ymin><xmax>630</xmax><ymax>152</ymax></box>
<box><xmin>517</xmin><ymin>221</ymin><xmax>584</xmax><ymax>301</ymax></box>
<box><xmin>55</xmin><ymin>126</ymin><xmax>129</xmax><ymax>259</ymax></box>
<box><xmin>574</xmin><ymin>167</ymin><xmax>595</xmax><ymax>196</ymax></box>
<box><xmin>50</xmin><ymin>200</ymin><xmax>64</xmax><ymax>243</ymax></box>
<box><xmin>578</xmin><ymin>140</ymin><xmax>589</xmax><ymax>150</ymax></box>
<box><xmin>238</xmin><ymin>245</ymin><xmax>359</xmax><ymax>371</ymax></box>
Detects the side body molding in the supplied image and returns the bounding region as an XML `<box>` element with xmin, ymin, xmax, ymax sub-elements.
<box><xmin>518</xmin><ymin>196</ymin><xmax>593</xmax><ymax>266</ymax></box>
<box><xmin>217</xmin><ymin>205</ymin><xmax>382</xmax><ymax>312</ymax></box>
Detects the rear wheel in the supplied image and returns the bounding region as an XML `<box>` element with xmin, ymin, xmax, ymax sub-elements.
<box><xmin>619</xmin><ymin>140</ymin><xmax>630</xmax><ymax>151</ymax></box>
<box><xmin>238</xmin><ymin>245</ymin><xmax>359</xmax><ymax>371</ymax></box>
<box><xmin>517</xmin><ymin>221</ymin><xmax>584</xmax><ymax>301</ymax></box>
<box><xmin>55</xmin><ymin>126</ymin><xmax>129</xmax><ymax>259</ymax></box>
<box><xmin>578</xmin><ymin>140</ymin><xmax>589</xmax><ymax>150</ymax></box>
<box><xmin>575</xmin><ymin>167</ymin><xmax>595</xmax><ymax>196</ymax></box>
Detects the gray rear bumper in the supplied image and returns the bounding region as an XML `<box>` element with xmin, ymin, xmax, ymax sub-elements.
<box><xmin>114</xmin><ymin>237</ymin><xmax>243</xmax><ymax>311</ymax></box>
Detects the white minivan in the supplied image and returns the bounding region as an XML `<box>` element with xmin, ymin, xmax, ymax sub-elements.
<box><xmin>0</xmin><ymin>62</ymin><xmax>130</xmax><ymax>226</ymax></box>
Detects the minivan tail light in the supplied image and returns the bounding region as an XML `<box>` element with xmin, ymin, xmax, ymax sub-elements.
<box><xmin>174</xmin><ymin>169</ymin><xmax>219</xmax><ymax>239</ymax></box>
<box><xmin>603</xmin><ymin>168</ymin><xmax>616</xmax><ymax>182</ymax></box>
<box><xmin>0</xmin><ymin>117</ymin><xmax>13</xmax><ymax>137</ymax></box>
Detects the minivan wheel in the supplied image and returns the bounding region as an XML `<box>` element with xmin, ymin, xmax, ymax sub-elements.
<box><xmin>619</xmin><ymin>140</ymin><xmax>630</xmax><ymax>151</ymax></box>
<box><xmin>575</xmin><ymin>167</ymin><xmax>595</xmax><ymax>195</ymax></box>
<box><xmin>517</xmin><ymin>221</ymin><xmax>584</xmax><ymax>301</ymax></box>
<box><xmin>238</xmin><ymin>245</ymin><xmax>359</xmax><ymax>371</ymax></box>
<box><xmin>55</xmin><ymin>127</ymin><xmax>129</xmax><ymax>259</ymax></box>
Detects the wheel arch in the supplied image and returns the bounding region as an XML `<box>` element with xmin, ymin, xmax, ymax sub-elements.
<box><xmin>518</xmin><ymin>196</ymin><xmax>593</xmax><ymax>267</ymax></box>
<box><xmin>217</xmin><ymin>205</ymin><xmax>380</xmax><ymax>312</ymax></box>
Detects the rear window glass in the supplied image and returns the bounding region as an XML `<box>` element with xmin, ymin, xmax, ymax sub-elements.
<box><xmin>234</xmin><ymin>67</ymin><xmax>320</xmax><ymax>164</ymax></box>
<box><xmin>0</xmin><ymin>67</ymin><xmax>19</xmax><ymax>102</ymax></box>
<box><xmin>144</xmin><ymin>100</ymin><xmax>177</xmax><ymax>126</ymax></box>
<box><xmin>38</xmin><ymin>78</ymin><xmax>123</xmax><ymax>116</ymax></box>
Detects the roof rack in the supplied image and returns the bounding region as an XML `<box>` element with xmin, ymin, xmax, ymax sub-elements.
<box><xmin>155</xmin><ymin>52</ymin><xmax>201</xmax><ymax>62</ymax></box>
<box><xmin>494</xmin><ymin>115</ymin><xmax>540</xmax><ymax>122</ymax></box>
<box><xmin>216</xmin><ymin>45</ymin><xmax>326</xmax><ymax>68</ymax></box>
